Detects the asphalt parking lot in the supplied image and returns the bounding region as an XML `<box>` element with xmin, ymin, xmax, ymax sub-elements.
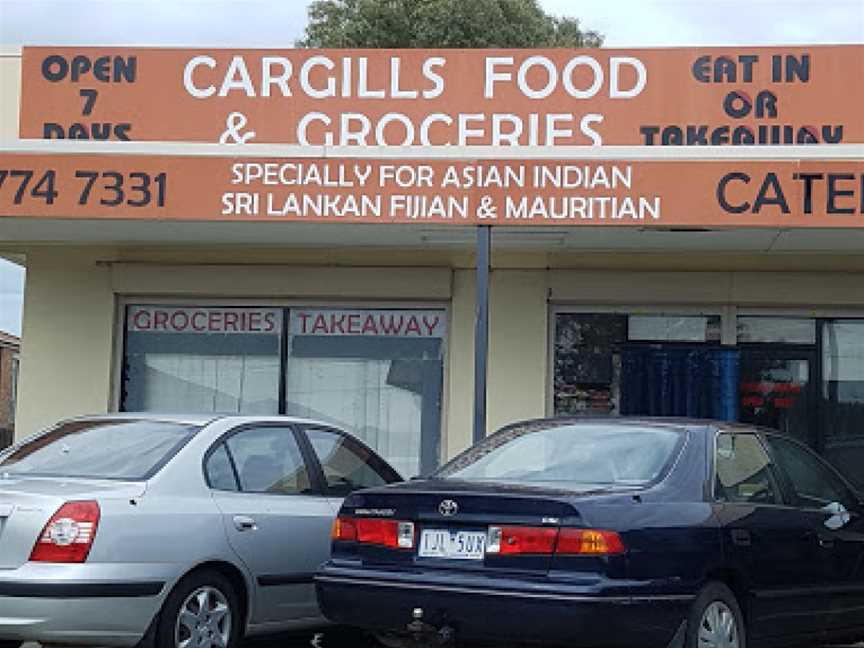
<box><xmin>249</xmin><ymin>633</ymin><xmax>864</xmax><ymax>648</ymax></box>
<box><xmin>19</xmin><ymin>633</ymin><xmax>864</xmax><ymax>648</ymax></box>
<box><xmin>21</xmin><ymin>635</ymin><xmax>363</xmax><ymax>648</ymax></box>
<box><xmin>21</xmin><ymin>630</ymin><xmax>378</xmax><ymax>648</ymax></box>
<box><xmin>242</xmin><ymin>638</ymin><xmax>864</xmax><ymax>648</ymax></box>
<box><xmin>18</xmin><ymin>639</ymin><xmax>864</xmax><ymax>648</ymax></box>
<box><xmin>244</xmin><ymin>630</ymin><xmax>378</xmax><ymax>647</ymax></box>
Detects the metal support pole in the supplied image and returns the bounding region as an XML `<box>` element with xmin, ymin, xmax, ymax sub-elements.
<box><xmin>473</xmin><ymin>225</ymin><xmax>491</xmax><ymax>444</ymax></box>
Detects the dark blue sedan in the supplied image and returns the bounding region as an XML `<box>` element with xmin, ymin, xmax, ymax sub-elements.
<box><xmin>315</xmin><ymin>418</ymin><xmax>864</xmax><ymax>648</ymax></box>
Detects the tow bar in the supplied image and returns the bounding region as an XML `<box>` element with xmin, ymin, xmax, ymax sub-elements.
<box><xmin>406</xmin><ymin>607</ymin><xmax>456</xmax><ymax>647</ymax></box>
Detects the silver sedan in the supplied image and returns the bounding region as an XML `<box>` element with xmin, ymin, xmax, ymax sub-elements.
<box><xmin>0</xmin><ymin>414</ymin><xmax>401</xmax><ymax>648</ymax></box>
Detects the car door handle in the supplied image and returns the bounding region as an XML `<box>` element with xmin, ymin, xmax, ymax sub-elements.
<box><xmin>817</xmin><ymin>535</ymin><xmax>835</xmax><ymax>549</ymax></box>
<box><xmin>233</xmin><ymin>515</ymin><xmax>257</xmax><ymax>532</ymax></box>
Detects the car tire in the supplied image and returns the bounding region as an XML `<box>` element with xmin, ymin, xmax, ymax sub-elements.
<box><xmin>154</xmin><ymin>569</ymin><xmax>242</xmax><ymax>648</ymax></box>
<box><xmin>686</xmin><ymin>581</ymin><xmax>747</xmax><ymax>648</ymax></box>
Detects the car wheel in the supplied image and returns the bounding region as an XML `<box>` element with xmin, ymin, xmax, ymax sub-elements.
<box><xmin>155</xmin><ymin>570</ymin><xmax>242</xmax><ymax>648</ymax></box>
<box><xmin>686</xmin><ymin>582</ymin><xmax>746</xmax><ymax>648</ymax></box>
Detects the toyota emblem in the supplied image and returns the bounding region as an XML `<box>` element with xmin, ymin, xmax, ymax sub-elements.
<box><xmin>438</xmin><ymin>499</ymin><xmax>459</xmax><ymax>517</ymax></box>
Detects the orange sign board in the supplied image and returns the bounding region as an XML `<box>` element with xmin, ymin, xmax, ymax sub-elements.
<box><xmin>1</xmin><ymin>154</ymin><xmax>862</xmax><ymax>227</ymax></box>
<box><xmin>19</xmin><ymin>46</ymin><xmax>864</xmax><ymax>146</ymax></box>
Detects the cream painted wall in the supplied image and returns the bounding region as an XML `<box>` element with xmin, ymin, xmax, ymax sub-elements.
<box><xmin>445</xmin><ymin>269</ymin><xmax>475</xmax><ymax>458</ymax></box>
<box><xmin>548</xmin><ymin>269</ymin><xmax>864</xmax><ymax>307</ymax></box>
<box><xmin>15</xmin><ymin>249</ymin><xmax>115</xmax><ymax>438</ymax></box>
<box><xmin>486</xmin><ymin>270</ymin><xmax>548</xmax><ymax>434</ymax></box>
<box><xmin>109</xmin><ymin>263</ymin><xmax>452</xmax><ymax>299</ymax></box>
<box><xmin>0</xmin><ymin>51</ymin><xmax>21</xmax><ymax>141</ymax></box>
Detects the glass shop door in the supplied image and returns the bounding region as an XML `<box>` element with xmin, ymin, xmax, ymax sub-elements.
<box><xmin>738</xmin><ymin>348</ymin><xmax>818</xmax><ymax>448</ymax></box>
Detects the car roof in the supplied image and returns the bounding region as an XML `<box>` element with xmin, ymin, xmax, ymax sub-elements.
<box><xmin>63</xmin><ymin>412</ymin><xmax>342</xmax><ymax>429</ymax></box>
<box><xmin>65</xmin><ymin>413</ymin><xmax>779</xmax><ymax>439</ymax></box>
<box><xmin>496</xmin><ymin>416</ymin><xmax>771</xmax><ymax>435</ymax></box>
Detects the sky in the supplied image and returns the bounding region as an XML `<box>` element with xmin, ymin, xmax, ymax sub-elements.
<box><xmin>0</xmin><ymin>260</ymin><xmax>23</xmax><ymax>337</ymax></box>
<box><xmin>0</xmin><ymin>0</ymin><xmax>862</xmax><ymax>48</ymax></box>
<box><xmin>0</xmin><ymin>0</ymin><xmax>862</xmax><ymax>337</ymax></box>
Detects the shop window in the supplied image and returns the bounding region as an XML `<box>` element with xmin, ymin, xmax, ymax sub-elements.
<box><xmin>821</xmin><ymin>320</ymin><xmax>864</xmax><ymax>490</ymax></box>
<box><xmin>737</xmin><ymin>317</ymin><xmax>816</xmax><ymax>345</ymax></box>
<box><xmin>553</xmin><ymin>313</ymin><xmax>735</xmax><ymax>419</ymax></box>
<box><xmin>554</xmin><ymin>313</ymin><xmax>626</xmax><ymax>415</ymax></box>
<box><xmin>122</xmin><ymin>304</ymin><xmax>445</xmax><ymax>478</ymax></box>
<box><xmin>738</xmin><ymin>351</ymin><xmax>813</xmax><ymax>446</ymax></box>
<box><xmin>122</xmin><ymin>306</ymin><xmax>282</xmax><ymax>414</ymax></box>
<box><xmin>285</xmin><ymin>309</ymin><xmax>445</xmax><ymax>478</ymax></box>
<box><xmin>628</xmin><ymin>315</ymin><xmax>721</xmax><ymax>343</ymax></box>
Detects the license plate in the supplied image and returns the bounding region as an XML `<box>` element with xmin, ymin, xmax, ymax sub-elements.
<box><xmin>418</xmin><ymin>529</ymin><xmax>486</xmax><ymax>560</ymax></box>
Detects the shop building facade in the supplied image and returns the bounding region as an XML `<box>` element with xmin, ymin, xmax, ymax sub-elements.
<box><xmin>1</xmin><ymin>45</ymin><xmax>864</xmax><ymax>486</ymax></box>
<box><xmin>8</xmin><ymin>245</ymin><xmax>864</xmax><ymax>485</ymax></box>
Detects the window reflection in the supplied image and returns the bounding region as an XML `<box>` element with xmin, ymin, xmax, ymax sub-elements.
<box><xmin>553</xmin><ymin>313</ymin><xmax>732</xmax><ymax>419</ymax></box>
<box><xmin>123</xmin><ymin>306</ymin><xmax>282</xmax><ymax>415</ymax></box>
<box><xmin>285</xmin><ymin>309</ymin><xmax>445</xmax><ymax>477</ymax></box>
<box><xmin>737</xmin><ymin>317</ymin><xmax>816</xmax><ymax>345</ymax></box>
<box><xmin>822</xmin><ymin>321</ymin><xmax>864</xmax><ymax>491</ymax></box>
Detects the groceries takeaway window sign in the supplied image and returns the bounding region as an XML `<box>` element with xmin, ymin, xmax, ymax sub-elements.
<box><xmin>18</xmin><ymin>46</ymin><xmax>864</xmax><ymax>146</ymax></box>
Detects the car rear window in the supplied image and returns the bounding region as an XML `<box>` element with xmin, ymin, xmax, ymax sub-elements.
<box><xmin>0</xmin><ymin>420</ymin><xmax>199</xmax><ymax>480</ymax></box>
<box><xmin>436</xmin><ymin>422</ymin><xmax>683</xmax><ymax>489</ymax></box>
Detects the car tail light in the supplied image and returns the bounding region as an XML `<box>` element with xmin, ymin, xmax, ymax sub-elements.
<box><xmin>556</xmin><ymin>529</ymin><xmax>625</xmax><ymax>556</ymax></box>
<box><xmin>486</xmin><ymin>526</ymin><xmax>625</xmax><ymax>556</ymax></box>
<box><xmin>395</xmin><ymin>521</ymin><xmax>416</xmax><ymax>549</ymax></box>
<box><xmin>486</xmin><ymin>526</ymin><xmax>558</xmax><ymax>555</ymax></box>
<box><xmin>30</xmin><ymin>501</ymin><xmax>100</xmax><ymax>563</ymax></box>
<box><xmin>335</xmin><ymin>516</ymin><xmax>415</xmax><ymax>549</ymax></box>
<box><xmin>332</xmin><ymin>516</ymin><xmax>358</xmax><ymax>542</ymax></box>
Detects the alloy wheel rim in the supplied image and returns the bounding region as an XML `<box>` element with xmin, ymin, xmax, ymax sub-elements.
<box><xmin>175</xmin><ymin>585</ymin><xmax>232</xmax><ymax>648</ymax></box>
<box><xmin>698</xmin><ymin>600</ymin><xmax>740</xmax><ymax>648</ymax></box>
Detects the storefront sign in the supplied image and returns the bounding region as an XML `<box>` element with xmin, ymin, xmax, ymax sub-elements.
<box><xmin>740</xmin><ymin>381</ymin><xmax>803</xmax><ymax>410</ymax></box>
<box><xmin>19</xmin><ymin>46</ymin><xmax>864</xmax><ymax>146</ymax></box>
<box><xmin>1</xmin><ymin>154</ymin><xmax>863</xmax><ymax>227</ymax></box>
<box><xmin>291</xmin><ymin>309</ymin><xmax>446</xmax><ymax>338</ymax></box>
<box><xmin>128</xmin><ymin>306</ymin><xmax>281</xmax><ymax>334</ymax></box>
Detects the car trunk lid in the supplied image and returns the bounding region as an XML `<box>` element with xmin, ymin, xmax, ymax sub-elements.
<box><xmin>0</xmin><ymin>476</ymin><xmax>145</xmax><ymax>569</ymax></box>
<box><xmin>340</xmin><ymin>480</ymin><xmax>591</xmax><ymax>573</ymax></box>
